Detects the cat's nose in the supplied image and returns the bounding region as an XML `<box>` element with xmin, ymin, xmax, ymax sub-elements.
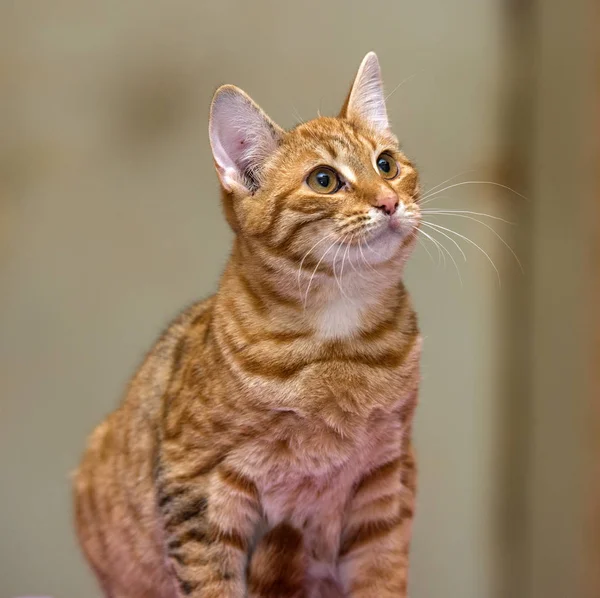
<box><xmin>375</xmin><ymin>195</ymin><xmax>399</xmax><ymax>216</ymax></box>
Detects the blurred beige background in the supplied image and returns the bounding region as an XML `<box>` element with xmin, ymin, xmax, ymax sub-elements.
<box><xmin>0</xmin><ymin>1</ymin><xmax>596</xmax><ymax>598</ymax></box>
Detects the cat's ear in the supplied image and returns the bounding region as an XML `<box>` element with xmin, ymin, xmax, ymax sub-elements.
<box><xmin>339</xmin><ymin>52</ymin><xmax>389</xmax><ymax>132</ymax></box>
<box><xmin>209</xmin><ymin>85</ymin><xmax>284</xmax><ymax>194</ymax></box>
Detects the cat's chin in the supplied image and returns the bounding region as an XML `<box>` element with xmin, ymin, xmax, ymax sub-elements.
<box><xmin>362</xmin><ymin>226</ymin><xmax>409</xmax><ymax>264</ymax></box>
<box><xmin>371</xmin><ymin>220</ymin><xmax>415</xmax><ymax>246</ymax></box>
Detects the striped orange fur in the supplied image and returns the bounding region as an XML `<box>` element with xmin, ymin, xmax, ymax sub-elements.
<box><xmin>73</xmin><ymin>52</ymin><xmax>422</xmax><ymax>598</ymax></box>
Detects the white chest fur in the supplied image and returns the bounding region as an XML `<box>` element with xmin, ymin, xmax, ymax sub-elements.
<box><xmin>315</xmin><ymin>296</ymin><xmax>364</xmax><ymax>339</ymax></box>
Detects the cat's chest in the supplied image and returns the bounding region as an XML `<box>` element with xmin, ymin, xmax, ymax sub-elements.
<box><xmin>257</xmin><ymin>461</ymin><xmax>359</xmax><ymax>568</ymax></box>
<box><xmin>251</xmin><ymin>408</ymin><xmax>404</xmax><ymax>566</ymax></box>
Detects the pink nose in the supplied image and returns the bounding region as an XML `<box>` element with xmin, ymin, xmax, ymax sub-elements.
<box><xmin>375</xmin><ymin>195</ymin><xmax>399</xmax><ymax>216</ymax></box>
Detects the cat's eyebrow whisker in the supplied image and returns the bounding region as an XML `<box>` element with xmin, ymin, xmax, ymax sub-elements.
<box><xmin>419</xmin><ymin>180</ymin><xmax>529</xmax><ymax>204</ymax></box>
<box><xmin>420</xmin><ymin>209</ymin><xmax>515</xmax><ymax>225</ymax></box>
<box><xmin>303</xmin><ymin>238</ymin><xmax>339</xmax><ymax>309</ymax></box>
<box><xmin>418</xmin><ymin>228</ymin><xmax>463</xmax><ymax>285</ymax></box>
<box><xmin>424</xmin><ymin>213</ymin><xmax>524</xmax><ymax>273</ymax></box>
<box><xmin>422</xmin><ymin>220</ymin><xmax>501</xmax><ymax>286</ymax></box>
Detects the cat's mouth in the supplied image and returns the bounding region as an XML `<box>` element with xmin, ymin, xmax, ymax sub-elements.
<box><xmin>369</xmin><ymin>213</ymin><xmax>419</xmax><ymax>243</ymax></box>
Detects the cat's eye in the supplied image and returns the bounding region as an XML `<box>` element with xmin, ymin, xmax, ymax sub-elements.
<box><xmin>307</xmin><ymin>167</ymin><xmax>342</xmax><ymax>194</ymax></box>
<box><xmin>376</xmin><ymin>153</ymin><xmax>399</xmax><ymax>180</ymax></box>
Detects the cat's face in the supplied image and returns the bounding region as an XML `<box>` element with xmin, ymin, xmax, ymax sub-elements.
<box><xmin>209</xmin><ymin>53</ymin><xmax>420</xmax><ymax>269</ymax></box>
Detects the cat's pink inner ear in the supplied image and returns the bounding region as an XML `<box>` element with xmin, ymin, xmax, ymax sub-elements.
<box><xmin>341</xmin><ymin>52</ymin><xmax>389</xmax><ymax>132</ymax></box>
<box><xmin>209</xmin><ymin>85</ymin><xmax>283</xmax><ymax>192</ymax></box>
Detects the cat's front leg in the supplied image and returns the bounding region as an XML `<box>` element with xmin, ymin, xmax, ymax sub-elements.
<box><xmin>157</xmin><ymin>456</ymin><xmax>262</xmax><ymax>598</ymax></box>
<box><xmin>338</xmin><ymin>446</ymin><xmax>417</xmax><ymax>597</ymax></box>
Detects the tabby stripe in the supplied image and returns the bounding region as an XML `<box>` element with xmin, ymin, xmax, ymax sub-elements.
<box><xmin>218</xmin><ymin>468</ymin><xmax>259</xmax><ymax>503</ymax></box>
<box><xmin>169</xmin><ymin>551</ymin><xmax>186</xmax><ymax>565</ymax></box>
<box><xmin>190</xmin><ymin>307</ymin><xmax>212</xmax><ymax>329</ymax></box>
<box><xmin>340</xmin><ymin>517</ymin><xmax>403</xmax><ymax>556</ymax></box>
<box><xmin>359</xmin><ymin>289</ymin><xmax>408</xmax><ymax>342</ymax></box>
<box><xmin>176</xmin><ymin>575</ymin><xmax>197</xmax><ymax>596</ymax></box>
<box><xmin>265</xmin><ymin>190</ymin><xmax>295</xmax><ymax>232</ymax></box>
<box><xmin>158</xmin><ymin>486</ymin><xmax>186</xmax><ymax>508</ymax></box>
<box><xmin>269</xmin><ymin>213</ymin><xmax>329</xmax><ymax>251</ymax></box>
<box><xmin>226</xmin><ymin>336</ymin><xmax>419</xmax><ymax>380</ymax></box>
<box><xmin>225</xmin><ymin>298</ymin><xmax>307</xmax><ymax>344</ymax></box>
<box><xmin>258</xmin><ymin>241</ymin><xmax>333</xmax><ymax>275</ymax></box>
<box><xmin>354</xmin><ymin>458</ymin><xmax>402</xmax><ymax>497</ymax></box>
<box><xmin>168</xmin><ymin>549</ymin><xmax>209</xmax><ymax>568</ymax></box>
<box><xmin>84</xmin><ymin>482</ymin><xmax>108</xmax><ymax>559</ymax></box>
<box><xmin>236</xmin><ymin>271</ymin><xmax>268</xmax><ymax>314</ymax></box>
<box><xmin>173</xmin><ymin>526</ymin><xmax>209</xmax><ymax>546</ymax></box>
<box><xmin>169</xmin><ymin>455</ymin><xmax>226</xmax><ymax>483</ymax></box>
<box><xmin>212</xmin><ymin>527</ymin><xmax>248</xmax><ymax>552</ymax></box>
<box><xmin>235</xmin><ymin>269</ymin><xmax>300</xmax><ymax>310</ymax></box>
<box><xmin>400</xmin><ymin>504</ymin><xmax>414</xmax><ymax>520</ymax></box>
<box><xmin>286</xmin><ymin>201</ymin><xmax>334</xmax><ymax>216</ymax></box>
<box><xmin>257</xmin><ymin>275</ymin><xmax>302</xmax><ymax>308</ymax></box>
<box><xmin>348</xmin><ymin>494</ymin><xmax>401</xmax><ymax>526</ymax></box>
<box><xmin>165</xmin><ymin>496</ymin><xmax>208</xmax><ymax>528</ymax></box>
<box><xmin>98</xmin><ymin>426</ymin><xmax>113</xmax><ymax>463</ymax></box>
<box><xmin>169</xmin><ymin>337</ymin><xmax>187</xmax><ymax>377</ymax></box>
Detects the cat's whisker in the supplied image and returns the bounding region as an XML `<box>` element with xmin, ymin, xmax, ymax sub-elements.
<box><xmin>419</xmin><ymin>230</ymin><xmax>443</xmax><ymax>266</ymax></box>
<box><xmin>346</xmin><ymin>234</ymin><xmax>371</xmax><ymax>281</ymax></box>
<box><xmin>417</xmin><ymin>227</ymin><xmax>446</xmax><ymax>266</ymax></box>
<box><xmin>419</xmin><ymin>228</ymin><xmax>463</xmax><ymax>286</ymax></box>
<box><xmin>339</xmin><ymin>235</ymin><xmax>354</xmax><ymax>299</ymax></box>
<box><xmin>424</xmin><ymin>213</ymin><xmax>523</xmax><ymax>273</ymax></box>
<box><xmin>358</xmin><ymin>236</ymin><xmax>386</xmax><ymax>278</ymax></box>
<box><xmin>421</xmin><ymin>209</ymin><xmax>515</xmax><ymax>225</ymax></box>
<box><xmin>422</xmin><ymin>220</ymin><xmax>501</xmax><ymax>285</ymax></box>
<box><xmin>420</xmin><ymin>194</ymin><xmax>475</xmax><ymax>208</ymax></box>
<box><xmin>416</xmin><ymin>235</ymin><xmax>435</xmax><ymax>263</ymax></box>
<box><xmin>362</xmin><ymin>237</ymin><xmax>389</xmax><ymax>278</ymax></box>
<box><xmin>419</xmin><ymin>180</ymin><xmax>528</xmax><ymax>204</ymax></box>
<box><xmin>297</xmin><ymin>232</ymin><xmax>338</xmax><ymax>294</ymax></box>
<box><xmin>363</xmin><ymin>237</ymin><xmax>385</xmax><ymax>259</ymax></box>
<box><xmin>414</xmin><ymin>169</ymin><xmax>477</xmax><ymax>201</ymax></box>
<box><xmin>303</xmin><ymin>238</ymin><xmax>339</xmax><ymax>309</ymax></box>
<box><xmin>417</xmin><ymin>229</ymin><xmax>448</xmax><ymax>272</ymax></box>
<box><xmin>332</xmin><ymin>234</ymin><xmax>351</xmax><ymax>301</ymax></box>
<box><xmin>420</xmin><ymin>222</ymin><xmax>466</xmax><ymax>262</ymax></box>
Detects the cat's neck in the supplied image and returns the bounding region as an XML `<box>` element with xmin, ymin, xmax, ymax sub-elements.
<box><xmin>216</xmin><ymin>237</ymin><xmax>407</xmax><ymax>342</ymax></box>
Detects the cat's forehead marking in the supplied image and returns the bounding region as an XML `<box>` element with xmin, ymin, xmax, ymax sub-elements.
<box><xmin>336</xmin><ymin>163</ymin><xmax>357</xmax><ymax>184</ymax></box>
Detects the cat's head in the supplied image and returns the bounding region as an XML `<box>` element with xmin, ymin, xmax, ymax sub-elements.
<box><xmin>208</xmin><ymin>52</ymin><xmax>420</xmax><ymax>269</ymax></box>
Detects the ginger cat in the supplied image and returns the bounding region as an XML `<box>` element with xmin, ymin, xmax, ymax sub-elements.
<box><xmin>74</xmin><ymin>52</ymin><xmax>422</xmax><ymax>598</ymax></box>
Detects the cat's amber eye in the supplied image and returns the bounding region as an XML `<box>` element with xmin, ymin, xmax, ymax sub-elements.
<box><xmin>376</xmin><ymin>152</ymin><xmax>399</xmax><ymax>180</ymax></box>
<box><xmin>307</xmin><ymin>167</ymin><xmax>342</xmax><ymax>194</ymax></box>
